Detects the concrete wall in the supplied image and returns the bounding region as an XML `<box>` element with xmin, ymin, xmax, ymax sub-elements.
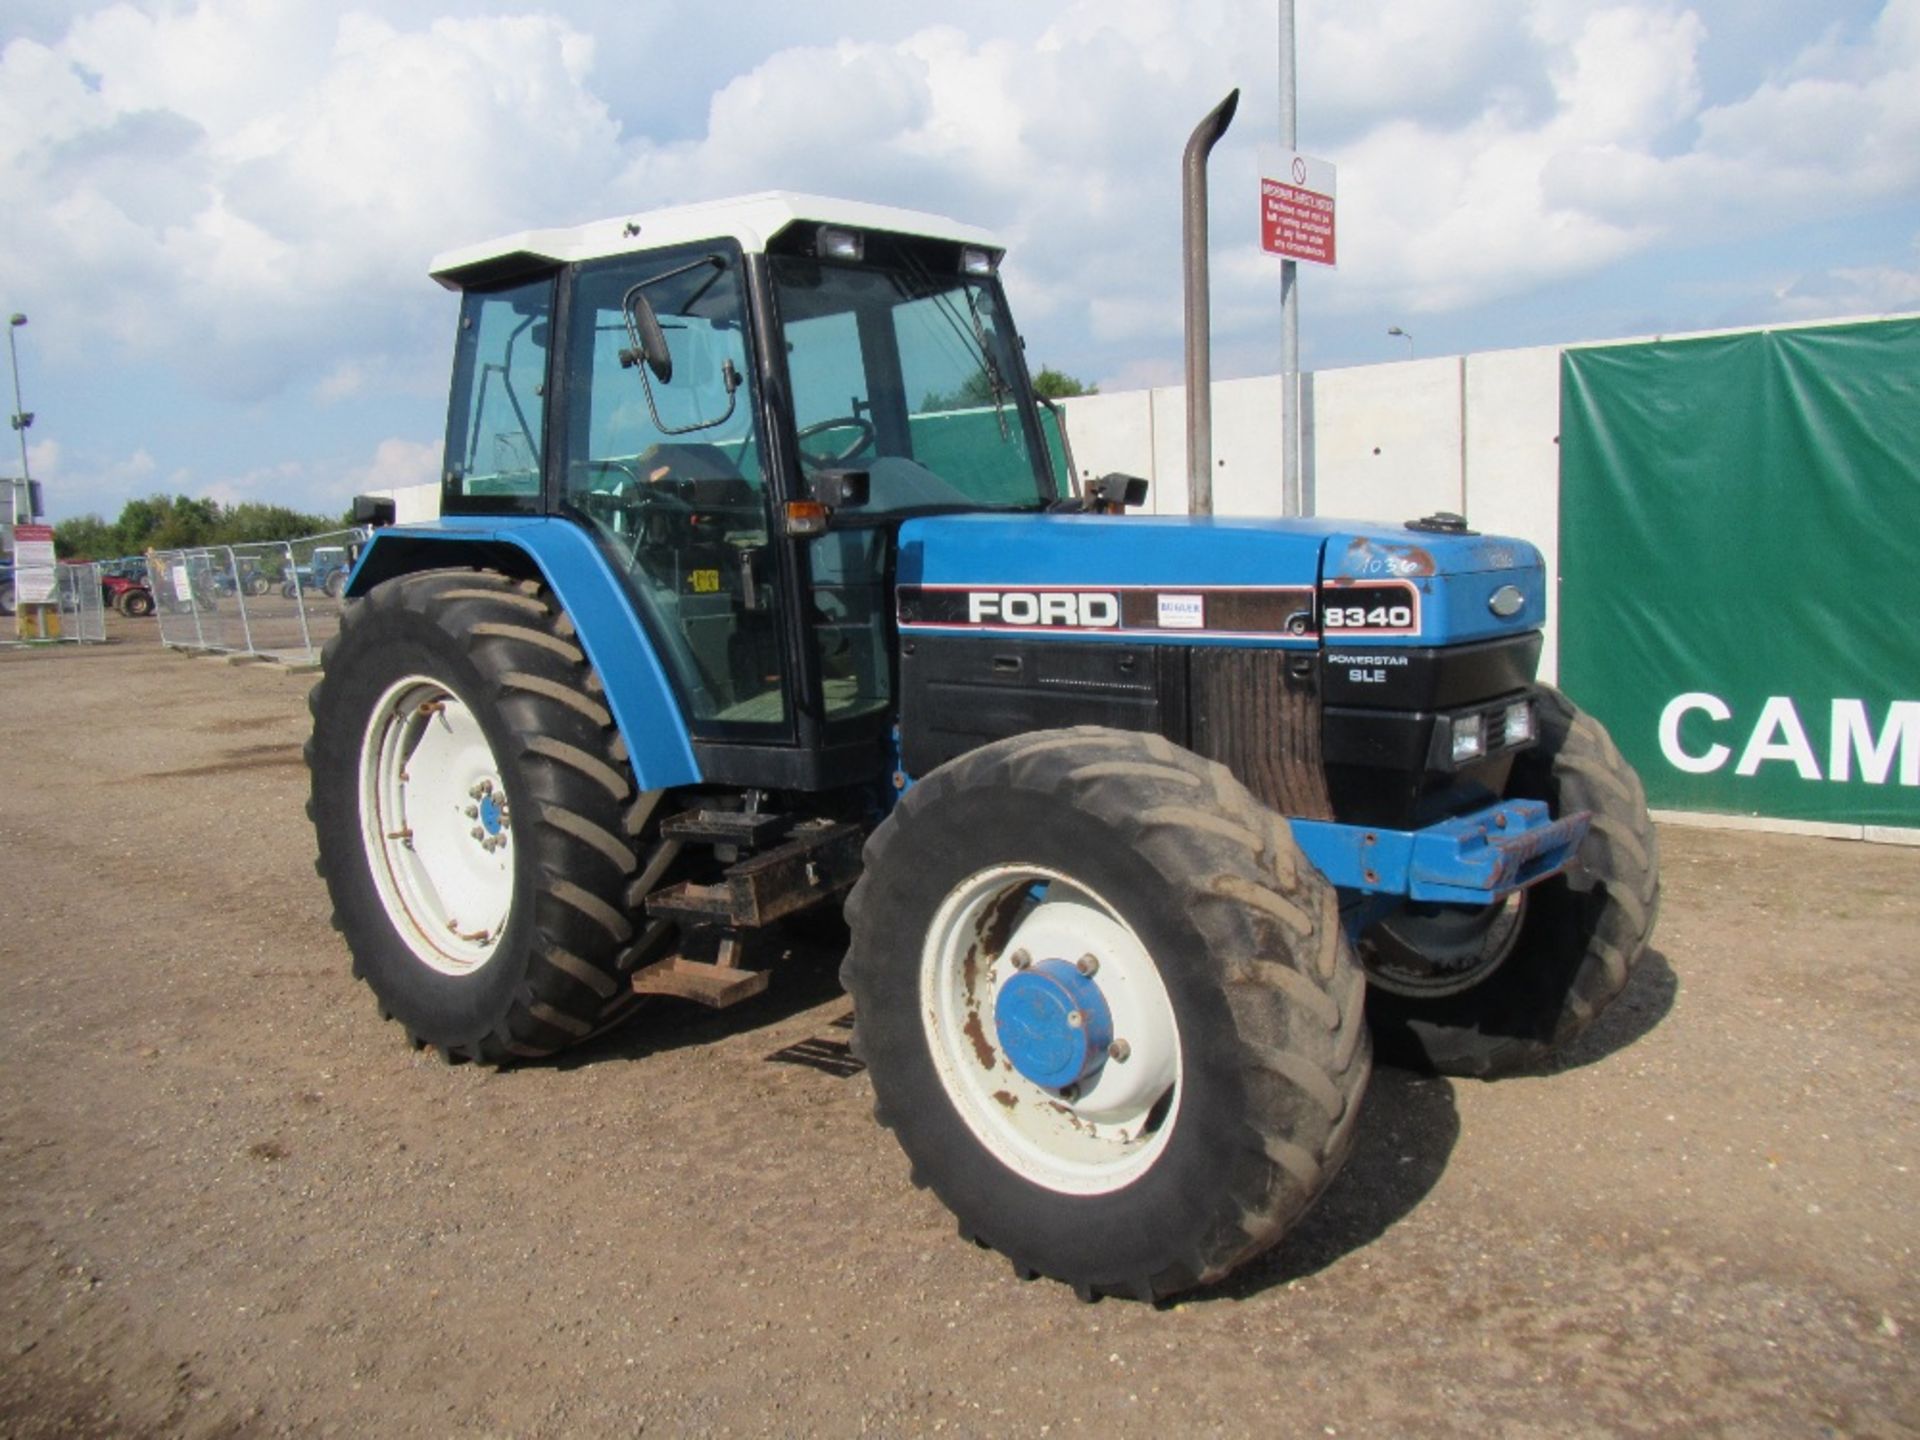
<box><xmin>363</xmin><ymin>481</ymin><xmax>443</xmax><ymax>525</ymax></box>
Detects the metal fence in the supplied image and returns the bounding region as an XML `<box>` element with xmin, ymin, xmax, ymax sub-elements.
<box><xmin>147</xmin><ymin>528</ymin><xmax>368</xmax><ymax>664</ymax></box>
<box><xmin>1</xmin><ymin>560</ymin><xmax>107</xmax><ymax>645</ymax></box>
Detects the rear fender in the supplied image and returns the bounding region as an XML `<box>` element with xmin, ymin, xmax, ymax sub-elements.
<box><xmin>347</xmin><ymin>518</ymin><xmax>701</xmax><ymax>793</ymax></box>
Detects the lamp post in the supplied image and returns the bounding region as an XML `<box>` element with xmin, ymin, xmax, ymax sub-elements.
<box><xmin>1387</xmin><ymin>325</ymin><xmax>1414</xmax><ymax>358</ymax></box>
<box><xmin>7</xmin><ymin>313</ymin><xmax>32</xmax><ymax>526</ymax></box>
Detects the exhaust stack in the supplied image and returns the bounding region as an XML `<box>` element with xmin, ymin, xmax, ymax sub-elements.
<box><xmin>1182</xmin><ymin>89</ymin><xmax>1239</xmax><ymax>518</ymax></box>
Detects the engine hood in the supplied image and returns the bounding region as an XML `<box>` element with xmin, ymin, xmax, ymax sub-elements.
<box><xmin>893</xmin><ymin>513</ymin><xmax>1545</xmax><ymax>649</ymax></box>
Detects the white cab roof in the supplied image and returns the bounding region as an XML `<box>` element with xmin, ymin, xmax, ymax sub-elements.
<box><xmin>429</xmin><ymin>191</ymin><xmax>1003</xmax><ymax>289</ymax></box>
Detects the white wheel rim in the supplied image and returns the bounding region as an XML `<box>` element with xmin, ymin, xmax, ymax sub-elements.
<box><xmin>920</xmin><ymin>864</ymin><xmax>1182</xmax><ymax>1196</ymax></box>
<box><xmin>359</xmin><ymin>676</ymin><xmax>515</xmax><ymax>977</ymax></box>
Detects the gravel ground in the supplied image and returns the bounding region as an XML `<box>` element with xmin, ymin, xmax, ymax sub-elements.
<box><xmin>1</xmin><ymin>624</ymin><xmax>1914</xmax><ymax>1438</ymax></box>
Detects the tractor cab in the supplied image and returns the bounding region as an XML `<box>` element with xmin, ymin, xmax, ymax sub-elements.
<box><xmin>417</xmin><ymin>193</ymin><xmax>1066</xmax><ymax>788</ymax></box>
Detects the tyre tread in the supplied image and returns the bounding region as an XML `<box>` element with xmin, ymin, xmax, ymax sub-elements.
<box><xmin>842</xmin><ymin>725</ymin><xmax>1370</xmax><ymax>1301</ymax></box>
<box><xmin>308</xmin><ymin>567</ymin><xmax>665</xmax><ymax>1066</ymax></box>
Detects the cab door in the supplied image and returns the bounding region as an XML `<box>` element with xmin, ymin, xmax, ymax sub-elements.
<box><xmin>556</xmin><ymin>243</ymin><xmax>796</xmax><ymax>741</ymax></box>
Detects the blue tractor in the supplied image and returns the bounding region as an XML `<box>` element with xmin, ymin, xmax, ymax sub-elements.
<box><xmin>307</xmin><ymin>187</ymin><xmax>1657</xmax><ymax>1302</ymax></box>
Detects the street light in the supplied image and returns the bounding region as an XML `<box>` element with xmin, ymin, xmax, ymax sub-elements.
<box><xmin>1387</xmin><ymin>325</ymin><xmax>1414</xmax><ymax>358</ymax></box>
<box><xmin>7</xmin><ymin>312</ymin><xmax>33</xmax><ymax>526</ymax></box>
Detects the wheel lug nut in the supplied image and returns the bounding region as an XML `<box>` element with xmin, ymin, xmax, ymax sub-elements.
<box><xmin>1108</xmin><ymin>1039</ymin><xmax>1131</xmax><ymax>1063</ymax></box>
<box><xmin>1009</xmin><ymin>949</ymin><xmax>1031</xmax><ymax>970</ymax></box>
<box><xmin>1076</xmin><ymin>953</ymin><xmax>1099</xmax><ymax>976</ymax></box>
<box><xmin>1066</xmin><ymin>1010</ymin><xmax>1083</xmax><ymax>1029</ymax></box>
<box><xmin>471</xmin><ymin>827</ymin><xmax>485</xmax><ymax>840</ymax></box>
<box><xmin>465</xmin><ymin>806</ymin><xmax>479</xmax><ymax>819</ymax></box>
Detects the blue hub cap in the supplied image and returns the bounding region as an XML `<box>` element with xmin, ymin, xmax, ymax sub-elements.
<box><xmin>478</xmin><ymin>791</ymin><xmax>505</xmax><ymax>836</ymax></box>
<box><xmin>993</xmin><ymin>958</ymin><xmax>1115</xmax><ymax>1091</ymax></box>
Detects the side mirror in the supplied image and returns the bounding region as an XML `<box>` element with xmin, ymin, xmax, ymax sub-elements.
<box><xmin>352</xmin><ymin>493</ymin><xmax>397</xmax><ymax>529</ymax></box>
<box><xmin>621</xmin><ymin>291</ymin><xmax>674</xmax><ymax>384</ymax></box>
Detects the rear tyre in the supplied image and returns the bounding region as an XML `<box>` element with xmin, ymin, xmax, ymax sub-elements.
<box><xmin>1364</xmin><ymin>686</ymin><xmax>1660</xmax><ymax>1077</ymax></box>
<box><xmin>120</xmin><ymin>589</ymin><xmax>155</xmax><ymax>618</ymax></box>
<box><xmin>324</xmin><ymin>570</ymin><xmax>347</xmax><ymax>599</ymax></box>
<box><xmin>307</xmin><ymin>569</ymin><xmax>672</xmax><ymax>1062</ymax></box>
<box><xmin>843</xmin><ymin>727</ymin><xmax>1370</xmax><ymax>1301</ymax></box>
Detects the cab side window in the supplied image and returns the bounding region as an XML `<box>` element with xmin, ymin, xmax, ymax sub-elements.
<box><xmin>443</xmin><ymin>275</ymin><xmax>552</xmax><ymax>513</ymax></box>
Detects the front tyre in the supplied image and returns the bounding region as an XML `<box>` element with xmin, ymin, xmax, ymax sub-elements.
<box><xmin>307</xmin><ymin>570</ymin><xmax>666</xmax><ymax>1062</ymax></box>
<box><xmin>1364</xmin><ymin>686</ymin><xmax>1660</xmax><ymax>1077</ymax></box>
<box><xmin>842</xmin><ymin>728</ymin><xmax>1370</xmax><ymax>1301</ymax></box>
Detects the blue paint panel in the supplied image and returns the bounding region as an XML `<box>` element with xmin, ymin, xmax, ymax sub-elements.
<box><xmin>349</xmin><ymin>519</ymin><xmax>702</xmax><ymax>793</ymax></box>
<box><xmin>1291</xmin><ymin>800</ymin><xmax>1590</xmax><ymax>902</ymax></box>
<box><xmin>898</xmin><ymin>513</ymin><xmax>1331</xmax><ymax>587</ymax></box>
<box><xmin>1319</xmin><ymin>528</ymin><xmax>1545</xmax><ymax>648</ymax></box>
<box><xmin>900</xmin><ymin>513</ymin><xmax>1545</xmax><ymax>650</ymax></box>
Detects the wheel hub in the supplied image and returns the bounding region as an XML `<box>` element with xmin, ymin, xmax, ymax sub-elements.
<box><xmin>359</xmin><ymin>677</ymin><xmax>515</xmax><ymax>976</ymax></box>
<box><xmin>994</xmin><ymin>958</ymin><xmax>1115</xmax><ymax>1092</ymax></box>
<box><xmin>470</xmin><ymin>780</ymin><xmax>510</xmax><ymax>849</ymax></box>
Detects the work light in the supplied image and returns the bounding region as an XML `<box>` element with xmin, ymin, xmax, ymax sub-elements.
<box><xmin>818</xmin><ymin>227</ymin><xmax>864</xmax><ymax>261</ymax></box>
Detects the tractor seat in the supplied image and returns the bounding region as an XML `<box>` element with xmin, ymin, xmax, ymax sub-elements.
<box><xmin>634</xmin><ymin>442</ymin><xmax>759</xmax><ymax>512</ymax></box>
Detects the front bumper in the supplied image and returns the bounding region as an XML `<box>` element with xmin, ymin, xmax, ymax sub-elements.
<box><xmin>1291</xmin><ymin>799</ymin><xmax>1591</xmax><ymax>905</ymax></box>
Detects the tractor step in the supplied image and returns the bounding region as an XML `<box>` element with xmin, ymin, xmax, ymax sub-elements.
<box><xmin>630</xmin><ymin>955</ymin><xmax>770</xmax><ymax>1008</ymax></box>
<box><xmin>646</xmin><ymin>821</ymin><xmax>863</xmax><ymax>929</ymax></box>
<box><xmin>659</xmin><ymin>808</ymin><xmax>793</xmax><ymax>851</ymax></box>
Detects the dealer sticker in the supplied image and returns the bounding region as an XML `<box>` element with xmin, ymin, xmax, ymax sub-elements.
<box><xmin>1157</xmin><ymin>593</ymin><xmax>1205</xmax><ymax>629</ymax></box>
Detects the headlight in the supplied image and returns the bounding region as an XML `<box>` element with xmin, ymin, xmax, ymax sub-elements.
<box><xmin>1502</xmin><ymin>701</ymin><xmax>1535</xmax><ymax>747</ymax></box>
<box><xmin>1450</xmin><ymin>714</ymin><xmax>1485</xmax><ymax>764</ymax></box>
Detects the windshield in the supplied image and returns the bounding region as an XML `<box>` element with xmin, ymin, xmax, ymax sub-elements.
<box><xmin>770</xmin><ymin>256</ymin><xmax>1053</xmax><ymax>514</ymax></box>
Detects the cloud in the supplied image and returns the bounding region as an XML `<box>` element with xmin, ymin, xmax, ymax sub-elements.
<box><xmin>1771</xmin><ymin>233</ymin><xmax>1920</xmax><ymax>320</ymax></box>
<box><xmin>344</xmin><ymin>437</ymin><xmax>439</xmax><ymax>494</ymax></box>
<box><xmin>0</xmin><ymin>5</ymin><xmax>624</xmax><ymax>398</ymax></box>
<box><xmin>25</xmin><ymin>442</ymin><xmax>158</xmax><ymax>520</ymax></box>
<box><xmin>5</xmin><ymin>0</ymin><xmax>1919</xmax><ymax>523</ymax></box>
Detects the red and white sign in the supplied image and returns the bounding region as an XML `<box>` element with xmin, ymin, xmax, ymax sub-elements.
<box><xmin>11</xmin><ymin>522</ymin><xmax>57</xmax><ymax>605</ymax></box>
<box><xmin>1260</xmin><ymin>152</ymin><xmax>1337</xmax><ymax>267</ymax></box>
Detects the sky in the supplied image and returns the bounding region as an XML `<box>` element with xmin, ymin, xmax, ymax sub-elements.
<box><xmin>3</xmin><ymin>0</ymin><xmax>1917</xmax><ymax>524</ymax></box>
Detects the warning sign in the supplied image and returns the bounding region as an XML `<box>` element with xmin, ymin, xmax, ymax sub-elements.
<box><xmin>1260</xmin><ymin>152</ymin><xmax>1337</xmax><ymax>267</ymax></box>
<box><xmin>11</xmin><ymin>523</ymin><xmax>56</xmax><ymax>605</ymax></box>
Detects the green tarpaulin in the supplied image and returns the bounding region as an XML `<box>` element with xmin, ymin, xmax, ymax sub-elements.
<box><xmin>1558</xmin><ymin>318</ymin><xmax>1920</xmax><ymax>829</ymax></box>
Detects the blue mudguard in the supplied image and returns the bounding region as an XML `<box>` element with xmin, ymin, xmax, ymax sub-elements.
<box><xmin>345</xmin><ymin>517</ymin><xmax>702</xmax><ymax>794</ymax></box>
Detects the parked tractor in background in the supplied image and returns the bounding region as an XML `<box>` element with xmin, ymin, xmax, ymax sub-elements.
<box><xmin>210</xmin><ymin>557</ymin><xmax>274</xmax><ymax>598</ymax></box>
<box><xmin>99</xmin><ymin>558</ymin><xmax>156</xmax><ymax>617</ymax></box>
<box><xmin>283</xmin><ymin>545</ymin><xmax>352</xmax><ymax>600</ymax></box>
<box><xmin>306</xmin><ymin>182</ymin><xmax>1658</xmax><ymax>1301</ymax></box>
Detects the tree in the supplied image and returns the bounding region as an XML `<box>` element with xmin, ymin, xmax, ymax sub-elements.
<box><xmin>920</xmin><ymin>364</ymin><xmax>1098</xmax><ymax>413</ymax></box>
<box><xmin>53</xmin><ymin>494</ymin><xmax>345</xmax><ymax>559</ymax></box>
<box><xmin>1032</xmin><ymin>367</ymin><xmax>1097</xmax><ymax>399</ymax></box>
<box><xmin>51</xmin><ymin>514</ymin><xmax>116</xmax><ymax>560</ymax></box>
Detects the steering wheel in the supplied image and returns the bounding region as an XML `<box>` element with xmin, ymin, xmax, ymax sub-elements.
<box><xmin>795</xmin><ymin>415</ymin><xmax>876</xmax><ymax>471</ymax></box>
